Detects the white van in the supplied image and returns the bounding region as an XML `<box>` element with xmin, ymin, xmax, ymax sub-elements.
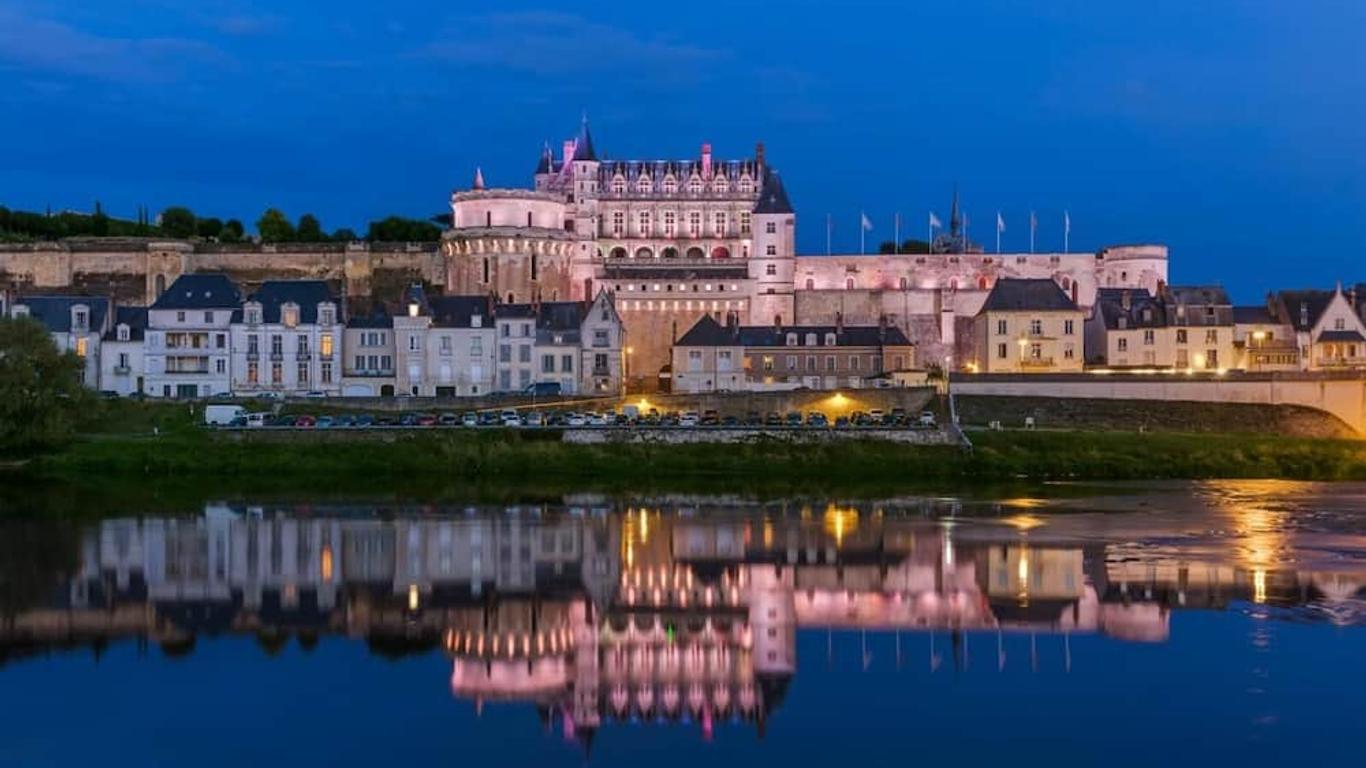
<box><xmin>246</xmin><ymin>412</ymin><xmax>270</xmax><ymax>428</ymax></box>
<box><xmin>204</xmin><ymin>405</ymin><xmax>246</xmax><ymax>426</ymax></box>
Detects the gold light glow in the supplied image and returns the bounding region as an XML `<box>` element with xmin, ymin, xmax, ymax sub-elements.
<box><xmin>823</xmin><ymin>506</ymin><xmax>859</xmax><ymax>548</ymax></box>
<box><xmin>408</xmin><ymin>583</ymin><xmax>420</xmax><ymax>611</ymax></box>
<box><xmin>320</xmin><ymin>545</ymin><xmax>334</xmax><ymax>582</ymax></box>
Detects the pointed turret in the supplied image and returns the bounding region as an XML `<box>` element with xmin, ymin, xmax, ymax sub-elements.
<box><xmin>472</xmin><ymin>166</ymin><xmax>485</xmax><ymax>190</ymax></box>
<box><xmin>753</xmin><ymin>170</ymin><xmax>794</xmax><ymax>214</ymax></box>
<box><xmin>575</xmin><ymin>113</ymin><xmax>598</xmax><ymax>162</ymax></box>
<box><xmin>534</xmin><ymin>142</ymin><xmax>553</xmax><ymax>175</ymax></box>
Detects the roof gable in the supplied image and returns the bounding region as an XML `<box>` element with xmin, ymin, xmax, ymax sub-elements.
<box><xmin>151</xmin><ymin>274</ymin><xmax>241</xmax><ymax>310</ymax></box>
<box><xmin>981</xmin><ymin>279</ymin><xmax>1077</xmax><ymax>313</ymax></box>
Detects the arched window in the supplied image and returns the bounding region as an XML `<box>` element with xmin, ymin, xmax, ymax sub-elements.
<box><xmin>687</xmin><ymin>177</ymin><xmax>702</xmax><ymax>194</ymax></box>
<box><xmin>806</xmin><ymin>278</ymin><xmax>814</xmax><ymax>290</ymax></box>
<box><xmin>506</xmin><ymin>292</ymin><xmax>514</xmax><ymax>304</ymax></box>
<box><xmin>485</xmin><ymin>211</ymin><xmax>492</xmax><ymax>227</ymax></box>
<box><xmin>686</xmin><ymin>247</ymin><xmax>705</xmax><ymax>260</ymax></box>
<box><xmin>636</xmin><ymin>175</ymin><xmax>652</xmax><ymax>193</ymax></box>
<box><xmin>662</xmin><ymin>247</ymin><xmax>679</xmax><ymax>259</ymax></box>
<box><xmin>634</xmin><ymin>247</ymin><xmax>654</xmax><ymax>259</ymax></box>
<box><xmin>711</xmin><ymin>246</ymin><xmax>731</xmax><ymax>259</ymax></box>
<box><xmin>612</xmin><ymin>176</ymin><xmax>626</xmax><ymax>195</ymax></box>
<box><xmin>978</xmin><ymin>276</ymin><xmax>988</xmax><ymax>290</ymax></box>
<box><xmin>949</xmin><ymin>278</ymin><xmax>958</xmax><ymax>291</ymax></box>
<box><xmin>740</xmin><ymin>178</ymin><xmax>755</xmax><ymax>194</ymax></box>
<box><xmin>845</xmin><ymin>278</ymin><xmax>855</xmax><ymax>290</ymax></box>
<box><xmin>663</xmin><ymin>176</ymin><xmax>677</xmax><ymax>194</ymax></box>
<box><xmin>610</xmin><ymin>246</ymin><xmax>627</xmax><ymax>259</ymax></box>
<box><xmin>1061</xmin><ymin>276</ymin><xmax>1072</xmax><ymax>290</ymax></box>
<box><xmin>155</xmin><ymin>274</ymin><xmax>167</xmax><ymax>296</ymax></box>
<box><xmin>899</xmin><ymin>277</ymin><xmax>908</xmax><ymax>290</ymax></box>
<box><xmin>482</xmin><ymin>258</ymin><xmax>490</xmax><ymax>283</ymax></box>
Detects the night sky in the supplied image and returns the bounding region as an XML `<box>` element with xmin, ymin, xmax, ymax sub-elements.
<box><xmin>2</xmin><ymin>0</ymin><xmax>1364</xmax><ymax>301</ymax></box>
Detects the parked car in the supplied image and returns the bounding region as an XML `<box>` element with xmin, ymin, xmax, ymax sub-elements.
<box><xmin>745</xmin><ymin>411</ymin><xmax>763</xmax><ymax>427</ymax></box>
<box><xmin>334</xmin><ymin>414</ymin><xmax>356</xmax><ymax>427</ymax></box>
<box><xmin>316</xmin><ymin>415</ymin><xmax>335</xmax><ymax>429</ymax></box>
<box><xmin>764</xmin><ymin>412</ymin><xmax>782</xmax><ymax>427</ymax></box>
<box><xmin>587</xmin><ymin>412</ymin><xmax>608</xmax><ymax>427</ymax></box>
<box><xmin>722</xmin><ymin>415</ymin><xmax>740</xmax><ymax>427</ymax></box>
<box><xmin>784</xmin><ymin>411</ymin><xmax>803</xmax><ymax>427</ymax></box>
<box><xmin>565</xmin><ymin>413</ymin><xmax>587</xmax><ymax>427</ymax></box>
<box><xmin>918</xmin><ymin>410</ymin><xmax>938</xmax><ymax>428</ymax></box>
<box><xmin>399</xmin><ymin>413</ymin><xmax>419</xmax><ymax>427</ymax></box>
<box><xmin>416</xmin><ymin>413</ymin><xmax>438</xmax><ymax>427</ymax></box>
<box><xmin>355</xmin><ymin>414</ymin><xmax>375</xmax><ymax>428</ymax></box>
<box><xmin>294</xmin><ymin>415</ymin><xmax>317</xmax><ymax>428</ymax></box>
<box><xmin>500</xmin><ymin>410</ymin><xmax>522</xmax><ymax>427</ymax></box>
<box><xmin>374</xmin><ymin>415</ymin><xmax>396</xmax><ymax>427</ymax></box>
<box><xmin>525</xmin><ymin>411</ymin><xmax>545</xmax><ymax>427</ymax></box>
<box><xmin>806</xmin><ymin>412</ymin><xmax>829</xmax><ymax>427</ymax></box>
<box><xmin>523</xmin><ymin>381</ymin><xmax>563</xmax><ymax>397</ymax></box>
<box><xmin>461</xmin><ymin>412</ymin><xmax>479</xmax><ymax>427</ymax></box>
<box><xmin>478</xmin><ymin>411</ymin><xmax>500</xmax><ymax>427</ymax></box>
<box><xmin>679</xmin><ymin>411</ymin><xmax>700</xmax><ymax>427</ymax></box>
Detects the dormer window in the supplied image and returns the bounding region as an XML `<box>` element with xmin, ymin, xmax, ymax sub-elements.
<box><xmin>805</xmin><ymin>333</ymin><xmax>818</xmax><ymax>346</ymax></box>
<box><xmin>117</xmin><ymin>324</ymin><xmax>130</xmax><ymax>342</ymax></box>
<box><xmin>282</xmin><ymin>305</ymin><xmax>299</xmax><ymax>328</ymax></box>
<box><xmin>1142</xmin><ymin>308</ymin><xmax>1152</xmax><ymax>322</ymax></box>
<box><xmin>786</xmin><ymin>333</ymin><xmax>797</xmax><ymax>346</ymax></box>
<box><xmin>713</xmin><ymin>178</ymin><xmax>728</xmax><ymax>193</ymax></box>
<box><xmin>825</xmin><ymin>333</ymin><xmax>837</xmax><ymax>346</ymax></box>
<box><xmin>246</xmin><ymin>305</ymin><xmax>262</xmax><ymax>325</ymax></box>
<box><xmin>612</xmin><ymin>176</ymin><xmax>626</xmax><ymax>195</ymax></box>
<box><xmin>319</xmin><ymin>305</ymin><xmax>335</xmax><ymax>325</ymax></box>
<box><xmin>636</xmin><ymin>175</ymin><xmax>652</xmax><ymax>193</ymax></box>
<box><xmin>687</xmin><ymin>177</ymin><xmax>702</xmax><ymax>194</ymax></box>
<box><xmin>1335</xmin><ymin>318</ymin><xmax>1346</xmax><ymax>330</ymax></box>
<box><xmin>72</xmin><ymin>307</ymin><xmax>88</xmax><ymax>329</ymax></box>
<box><xmin>662</xmin><ymin>176</ymin><xmax>677</xmax><ymax>194</ymax></box>
<box><xmin>408</xmin><ymin>303</ymin><xmax>420</xmax><ymax>318</ymax></box>
<box><xmin>471</xmin><ymin>315</ymin><xmax>482</xmax><ymax>328</ymax></box>
<box><xmin>739</xmin><ymin>177</ymin><xmax>754</xmax><ymax>194</ymax></box>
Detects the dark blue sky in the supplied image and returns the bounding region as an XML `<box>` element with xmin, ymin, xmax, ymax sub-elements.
<box><xmin>2</xmin><ymin>0</ymin><xmax>1363</xmax><ymax>301</ymax></box>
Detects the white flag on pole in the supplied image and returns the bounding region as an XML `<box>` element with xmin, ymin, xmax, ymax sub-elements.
<box><xmin>1064</xmin><ymin>210</ymin><xmax>1071</xmax><ymax>234</ymax></box>
<box><xmin>929</xmin><ymin>212</ymin><xmax>942</xmax><ymax>229</ymax></box>
<box><xmin>1029</xmin><ymin>211</ymin><xmax>1038</xmax><ymax>233</ymax></box>
<box><xmin>996</xmin><ymin>212</ymin><xmax>1005</xmax><ymax>233</ymax></box>
<box><xmin>861</xmin><ymin>212</ymin><xmax>873</xmax><ymax>231</ymax></box>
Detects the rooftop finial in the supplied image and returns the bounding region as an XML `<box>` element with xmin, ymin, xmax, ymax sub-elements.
<box><xmin>473</xmin><ymin>166</ymin><xmax>485</xmax><ymax>190</ymax></box>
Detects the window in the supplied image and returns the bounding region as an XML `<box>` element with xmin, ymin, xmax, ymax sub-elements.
<box><xmin>561</xmin><ymin>354</ymin><xmax>574</xmax><ymax>372</ymax></box>
<box><xmin>718</xmin><ymin>350</ymin><xmax>733</xmax><ymax>371</ymax></box>
<box><xmin>740</xmin><ymin>212</ymin><xmax>752</xmax><ymax>234</ymax></box>
<box><xmin>320</xmin><ymin>334</ymin><xmax>334</xmax><ymax>357</ymax></box>
<box><xmin>1143</xmin><ymin>329</ymin><xmax>1155</xmax><ymax>345</ymax></box>
<box><xmin>320</xmin><ymin>307</ymin><xmax>334</xmax><ymax>325</ymax></box>
<box><xmin>1118</xmin><ymin>338</ymin><xmax>1129</xmax><ymax>352</ymax></box>
<box><xmin>117</xmin><ymin>325</ymin><xmax>130</xmax><ymax>342</ymax></box>
<box><xmin>1064</xmin><ymin>320</ymin><xmax>1075</xmax><ymax>335</ymax></box>
<box><xmin>1335</xmin><ymin>317</ymin><xmax>1347</xmax><ymax>331</ymax></box>
<box><xmin>663</xmin><ymin>177</ymin><xmax>677</xmax><ymax>194</ymax></box>
<box><xmin>766</xmin><ymin>244</ymin><xmax>777</xmax><ymax>256</ymax></box>
<box><xmin>177</xmin><ymin>311</ymin><xmax>186</xmax><ymax>323</ymax></box>
<box><xmin>204</xmin><ymin>311</ymin><xmax>214</xmax><ymax>323</ymax></box>
<box><xmin>763</xmin><ymin>355</ymin><xmax>774</xmax><ymax>371</ymax></box>
<box><xmin>1205</xmin><ymin>329</ymin><xmax>1218</xmax><ymax>343</ymax></box>
<box><xmin>637</xmin><ymin>210</ymin><xmax>651</xmax><ymax>236</ymax></box>
<box><xmin>766</xmin><ymin>221</ymin><xmax>777</xmax><ymax>234</ymax></box>
<box><xmin>542</xmin><ymin>354</ymin><xmax>555</xmax><ymax>373</ymax></box>
<box><xmin>518</xmin><ymin>345</ymin><xmax>531</xmax><ymax>363</ymax></box>
<box><xmin>593</xmin><ymin>329</ymin><xmax>610</xmax><ymax>347</ymax></box>
<box><xmin>408</xmin><ymin>335</ymin><xmax>420</xmax><ymax>352</ymax></box>
<box><xmin>499</xmin><ymin>344</ymin><xmax>511</xmax><ymax>363</ymax></box>
<box><xmin>75</xmin><ymin>337</ymin><xmax>88</xmax><ymax>357</ymax></box>
<box><xmin>521</xmin><ymin>323</ymin><xmax>531</xmax><ymax>337</ymax></box>
<box><xmin>298</xmin><ymin>362</ymin><xmax>309</xmax><ymax>383</ymax></box>
<box><xmin>688</xmin><ymin>211</ymin><xmax>701</xmax><ymax>237</ymax></box>
<box><xmin>688</xmin><ymin>177</ymin><xmax>702</xmax><ymax>194</ymax></box>
<box><xmin>1177</xmin><ymin>329</ymin><xmax>1188</xmax><ymax>344</ymax></box>
<box><xmin>440</xmin><ymin>335</ymin><xmax>452</xmax><ymax>355</ymax></box>
<box><xmin>766</xmin><ymin>264</ymin><xmax>777</xmax><ymax>276</ymax></box>
<box><xmin>354</xmin><ymin>355</ymin><xmax>364</xmax><ymax>370</ymax></box>
<box><xmin>997</xmin><ymin>343</ymin><xmax>1007</xmax><ymax>359</ymax></box>
<box><xmin>216</xmin><ymin>359</ymin><xmax>226</xmax><ymax>374</ymax></box>
<box><xmin>1064</xmin><ymin>344</ymin><xmax>1075</xmax><ymax>360</ymax></box>
<box><xmin>74</xmin><ymin>309</ymin><xmax>87</xmax><ymax>328</ymax></box>
<box><xmin>713</xmin><ymin>211</ymin><xmax>726</xmax><ymax>236</ymax></box>
<box><xmin>216</xmin><ymin>334</ymin><xmax>225</xmax><ymax>349</ymax></box>
<box><xmin>786</xmin><ymin>333</ymin><xmax>798</xmax><ymax>346</ymax></box>
<box><xmin>1029</xmin><ymin>319</ymin><xmax>1043</xmax><ymax>336</ymax></box>
<box><xmin>612</xmin><ymin>177</ymin><xmax>626</xmax><ymax>195</ymax></box>
<box><xmin>1030</xmin><ymin>343</ymin><xmax>1042</xmax><ymax>360</ymax></box>
<box><xmin>271</xmin><ymin>335</ymin><xmax>283</xmax><ymax>355</ymax></box>
<box><xmin>247</xmin><ymin>361</ymin><xmax>258</xmax><ymax>384</ymax></box>
<box><xmin>996</xmin><ymin>319</ymin><xmax>1007</xmax><ymax>335</ymax></box>
<box><xmin>806</xmin><ymin>356</ymin><xmax>817</xmax><ymax>371</ymax></box>
<box><xmin>786</xmin><ymin>355</ymin><xmax>797</xmax><ymax>370</ymax></box>
<box><xmin>471</xmin><ymin>337</ymin><xmax>483</xmax><ymax>356</ymax></box>
<box><xmin>825</xmin><ymin>356</ymin><xmax>836</xmax><ymax>371</ymax></box>
<box><xmin>321</xmin><ymin>362</ymin><xmax>333</xmax><ymax>383</ymax></box>
<box><xmin>297</xmin><ymin>335</ymin><xmax>309</xmax><ymax>355</ymax></box>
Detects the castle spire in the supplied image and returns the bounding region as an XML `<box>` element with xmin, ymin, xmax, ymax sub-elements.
<box><xmin>473</xmin><ymin>166</ymin><xmax>485</xmax><ymax>190</ymax></box>
<box><xmin>949</xmin><ymin>185</ymin><xmax>962</xmax><ymax>236</ymax></box>
<box><xmin>575</xmin><ymin>112</ymin><xmax>598</xmax><ymax>162</ymax></box>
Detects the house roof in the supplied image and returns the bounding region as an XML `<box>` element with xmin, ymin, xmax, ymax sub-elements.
<box><xmin>574</xmin><ymin>116</ymin><xmax>598</xmax><ymax>162</ymax></box>
<box><xmin>1232</xmin><ymin>305</ymin><xmax>1277</xmax><ymax>325</ymax></box>
<box><xmin>980</xmin><ymin>278</ymin><xmax>1077</xmax><ymax>312</ymax></box>
<box><xmin>151</xmin><ymin>273</ymin><xmax>241</xmax><ymax>310</ymax></box>
<box><xmin>676</xmin><ymin>314</ymin><xmax>912</xmax><ymax>348</ymax></box>
<box><xmin>1317</xmin><ymin>330</ymin><xmax>1365</xmax><ymax>343</ymax></box>
<box><xmin>14</xmin><ymin>294</ymin><xmax>110</xmax><ymax>333</ymax></box>
<box><xmin>1161</xmin><ymin>284</ymin><xmax>1235</xmax><ymax>326</ymax></box>
<box><xmin>1275</xmin><ymin>290</ymin><xmax>1336</xmax><ymax>332</ymax></box>
<box><xmin>103</xmin><ymin>306</ymin><xmax>148</xmax><ymax>341</ymax></box>
<box><xmin>236</xmin><ymin>280</ymin><xmax>336</xmax><ymax>324</ymax></box>
<box><xmin>346</xmin><ymin>304</ymin><xmax>393</xmax><ymax>329</ymax></box>
<box><xmin>753</xmin><ymin>170</ymin><xmax>794</xmax><ymax>215</ymax></box>
<box><xmin>1094</xmin><ymin>288</ymin><xmax>1165</xmax><ymax>330</ymax></box>
<box><xmin>427</xmin><ymin>295</ymin><xmax>492</xmax><ymax>328</ymax></box>
<box><xmin>1163</xmin><ymin>285</ymin><xmax>1230</xmax><ymax>306</ymax></box>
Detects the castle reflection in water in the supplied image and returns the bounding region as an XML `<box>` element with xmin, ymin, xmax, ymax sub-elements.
<box><xmin>4</xmin><ymin>498</ymin><xmax>1364</xmax><ymax>746</ymax></box>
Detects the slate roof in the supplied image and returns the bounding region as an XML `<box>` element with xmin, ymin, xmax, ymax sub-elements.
<box><xmin>1275</xmin><ymin>290</ymin><xmax>1336</xmax><ymax>332</ymax></box>
<box><xmin>676</xmin><ymin>314</ymin><xmax>912</xmax><ymax>348</ymax></box>
<box><xmin>427</xmin><ymin>295</ymin><xmax>492</xmax><ymax>328</ymax></box>
<box><xmin>14</xmin><ymin>294</ymin><xmax>110</xmax><ymax>333</ymax></box>
<box><xmin>574</xmin><ymin>116</ymin><xmax>598</xmax><ymax>162</ymax></box>
<box><xmin>602</xmin><ymin>267</ymin><xmax>745</xmax><ymax>280</ymax></box>
<box><xmin>1232</xmin><ymin>305</ymin><xmax>1277</xmax><ymax>324</ymax></box>
<box><xmin>346</xmin><ymin>304</ymin><xmax>393</xmax><ymax>329</ymax></box>
<box><xmin>1317</xmin><ymin>330</ymin><xmax>1365</xmax><ymax>343</ymax></box>
<box><xmin>151</xmin><ymin>273</ymin><xmax>241</xmax><ymax>310</ymax></box>
<box><xmin>103</xmin><ymin>306</ymin><xmax>148</xmax><ymax>342</ymax></box>
<box><xmin>753</xmin><ymin>170</ymin><xmax>794</xmax><ymax>215</ymax></box>
<box><xmin>1160</xmin><ymin>284</ymin><xmax>1234</xmax><ymax>326</ymax></box>
<box><xmin>235</xmin><ymin>280</ymin><xmax>336</xmax><ymax>324</ymax></box>
<box><xmin>1093</xmin><ymin>288</ymin><xmax>1165</xmax><ymax>330</ymax></box>
<box><xmin>980</xmin><ymin>278</ymin><xmax>1077</xmax><ymax>312</ymax></box>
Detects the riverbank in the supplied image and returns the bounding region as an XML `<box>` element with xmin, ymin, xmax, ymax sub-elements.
<box><xmin>14</xmin><ymin>423</ymin><xmax>1366</xmax><ymax>501</ymax></box>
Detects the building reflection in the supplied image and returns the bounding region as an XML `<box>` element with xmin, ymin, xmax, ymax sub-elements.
<box><xmin>3</xmin><ymin>500</ymin><xmax>1365</xmax><ymax>745</ymax></box>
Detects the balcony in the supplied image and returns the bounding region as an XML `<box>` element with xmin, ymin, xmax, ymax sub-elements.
<box><xmin>593</xmin><ymin>366</ymin><xmax>612</xmax><ymax>377</ymax></box>
<box><xmin>246</xmin><ymin>350</ymin><xmax>259</xmax><ymax>361</ymax></box>
<box><xmin>1019</xmin><ymin>357</ymin><xmax>1056</xmax><ymax>368</ymax></box>
<box><xmin>270</xmin><ymin>352</ymin><xmax>284</xmax><ymax>362</ymax></box>
<box><xmin>113</xmin><ymin>365</ymin><xmax>131</xmax><ymax>375</ymax></box>
<box><xmin>296</xmin><ymin>351</ymin><xmax>312</xmax><ymax>361</ymax></box>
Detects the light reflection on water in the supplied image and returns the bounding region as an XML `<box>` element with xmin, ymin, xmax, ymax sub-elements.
<box><xmin>2</xmin><ymin>481</ymin><xmax>1366</xmax><ymax>765</ymax></box>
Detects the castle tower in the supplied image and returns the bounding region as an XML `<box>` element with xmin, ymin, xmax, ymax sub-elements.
<box><xmin>569</xmin><ymin>115</ymin><xmax>600</xmax><ymax>236</ymax></box>
<box><xmin>750</xmin><ymin>169</ymin><xmax>796</xmax><ymax>325</ymax></box>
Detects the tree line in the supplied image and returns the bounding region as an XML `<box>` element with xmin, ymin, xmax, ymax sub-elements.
<box><xmin>0</xmin><ymin>204</ymin><xmax>443</xmax><ymax>244</ymax></box>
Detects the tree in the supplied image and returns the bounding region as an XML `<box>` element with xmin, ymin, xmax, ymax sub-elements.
<box><xmin>195</xmin><ymin>217</ymin><xmax>224</xmax><ymax>239</ymax></box>
<box><xmin>366</xmin><ymin>215</ymin><xmax>441</xmax><ymax>242</ymax></box>
<box><xmin>878</xmin><ymin>239</ymin><xmax>932</xmax><ymax>255</ymax></box>
<box><xmin>296</xmin><ymin>213</ymin><xmax>324</xmax><ymax>242</ymax></box>
<box><xmin>160</xmin><ymin>207</ymin><xmax>197</xmax><ymax>238</ymax></box>
<box><xmin>221</xmin><ymin>219</ymin><xmax>245</xmax><ymax>242</ymax></box>
<box><xmin>331</xmin><ymin>228</ymin><xmax>358</xmax><ymax>242</ymax></box>
<box><xmin>0</xmin><ymin>317</ymin><xmax>89</xmax><ymax>455</ymax></box>
<box><xmin>257</xmin><ymin>208</ymin><xmax>295</xmax><ymax>242</ymax></box>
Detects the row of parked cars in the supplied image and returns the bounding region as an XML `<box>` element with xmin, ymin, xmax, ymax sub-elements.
<box><xmin>208</xmin><ymin>404</ymin><xmax>939</xmax><ymax>430</ymax></box>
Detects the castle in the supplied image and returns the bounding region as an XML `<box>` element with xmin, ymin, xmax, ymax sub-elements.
<box><xmin>0</xmin><ymin>117</ymin><xmax>1169</xmax><ymax>381</ymax></box>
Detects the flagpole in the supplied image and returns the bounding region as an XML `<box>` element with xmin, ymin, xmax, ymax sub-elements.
<box><xmin>894</xmin><ymin>212</ymin><xmax>900</xmax><ymax>254</ymax></box>
<box><xmin>826</xmin><ymin>214</ymin><xmax>832</xmax><ymax>256</ymax></box>
<box><xmin>860</xmin><ymin>213</ymin><xmax>865</xmax><ymax>255</ymax></box>
<box><xmin>1029</xmin><ymin>210</ymin><xmax>1036</xmax><ymax>254</ymax></box>
<box><xmin>1064</xmin><ymin>210</ymin><xmax>1070</xmax><ymax>253</ymax></box>
<box><xmin>995</xmin><ymin>211</ymin><xmax>1001</xmax><ymax>254</ymax></box>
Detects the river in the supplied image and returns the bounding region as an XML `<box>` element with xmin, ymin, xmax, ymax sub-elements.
<box><xmin>2</xmin><ymin>481</ymin><xmax>1364</xmax><ymax>765</ymax></box>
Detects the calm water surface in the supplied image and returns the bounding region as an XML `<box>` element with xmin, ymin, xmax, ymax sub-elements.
<box><xmin>2</xmin><ymin>481</ymin><xmax>1365</xmax><ymax>766</ymax></box>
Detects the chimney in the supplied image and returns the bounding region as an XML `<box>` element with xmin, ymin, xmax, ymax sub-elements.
<box><xmin>755</xmin><ymin>142</ymin><xmax>766</xmax><ymax>172</ymax></box>
<box><xmin>835</xmin><ymin>311</ymin><xmax>844</xmax><ymax>334</ymax></box>
<box><xmin>562</xmin><ymin>139</ymin><xmax>576</xmax><ymax>167</ymax></box>
<box><xmin>1121</xmin><ymin>290</ymin><xmax>1132</xmax><ymax>311</ymax></box>
<box><xmin>773</xmin><ymin>314</ymin><xmax>781</xmax><ymax>333</ymax></box>
<box><xmin>701</xmin><ymin>143</ymin><xmax>713</xmax><ymax>179</ymax></box>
